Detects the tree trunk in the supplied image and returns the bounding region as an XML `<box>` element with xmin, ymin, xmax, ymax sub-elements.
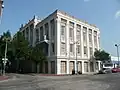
<box><xmin>31</xmin><ymin>62</ymin><xmax>34</xmax><ymax>73</ymax></box>
<box><xmin>16</xmin><ymin>59</ymin><xmax>20</xmax><ymax>73</ymax></box>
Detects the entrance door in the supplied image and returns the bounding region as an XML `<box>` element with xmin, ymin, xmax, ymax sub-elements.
<box><xmin>61</xmin><ymin>61</ymin><xmax>66</xmax><ymax>74</ymax></box>
<box><xmin>78</xmin><ymin>61</ymin><xmax>82</xmax><ymax>72</ymax></box>
<box><xmin>84</xmin><ymin>62</ymin><xmax>88</xmax><ymax>72</ymax></box>
<box><xmin>45</xmin><ymin>61</ymin><xmax>48</xmax><ymax>73</ymax></box>
<box><xmin>51</xmin><ymin>61</ymin><xmax>55</xmax><ymax>74</ymax></box>
<box><xmin>90</xmin><ymin>62</ymin><xmax>94</xmax><ymax>72</ymax></box>
<box><xmin>69</xmin><ymin>61</ymin><xmax>74</xmax><ymax>74</ymax></box>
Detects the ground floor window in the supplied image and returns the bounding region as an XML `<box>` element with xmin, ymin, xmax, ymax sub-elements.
<box><xmin>61</xmin><ymin>61</ymin><xmax>67</xmax><ymax>74</ymax></box>
<box><xmin>69</xmin><ymin>61</ymin><xmax>74</xmax><ymax>74</ymax></box>
<box><xmin>51</xmin><ymin>61</ymin><xmax>55</xmax><ymax>74</ymax></box>
<box><xmin>96</xmin><ymin>62</ymin><xmax>99</xmax><ymax>70</ymax></box>
<box><xmin>77</xmin><ymin>61</ymin><xmax>82</xmax><ymax>72</ymax></box>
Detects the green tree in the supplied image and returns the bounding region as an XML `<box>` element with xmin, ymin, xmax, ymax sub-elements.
<box><xmin>12</xmin><ymin>31</ymin><xmax>30</xmax><ymax>72</ymax></box>
<box><xmin>94</xmin><ymin>49</ymin><xmax>111</xmax><ymax>63</ymax></box>
<box><xmin>30</xmin><ymin>44</ymin><xmax>46</xmax><ymax>73</ymax></box>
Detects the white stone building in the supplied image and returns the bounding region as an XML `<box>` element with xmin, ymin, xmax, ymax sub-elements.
<box><xmin>19</xmin><ymin>10</ymin><xmax>101</xmax><ymax>74</ymax></box>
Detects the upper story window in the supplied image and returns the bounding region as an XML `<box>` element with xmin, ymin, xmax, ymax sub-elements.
<box><xmin>69</xmin><ymin>22</ymin><xmax>74</xmax><ymax>41</ymax></box>
<box><xmin>83</xmin><ymin>27</ymin><xmax>87</xmax><ymax>44</ymax></box>
<box><xmin>50</xmin><ymin>19</ymin><xmax>55</xmax><ymax>39</ymax></box>
<box><xmin>77</xmin><ymin>45</ymin><xmax>81</xmax><ymax>55</ymax></box>
<box><xmin>76</xmin><ymin>24</ymin><xmax>81</xmax><ymax>42</ymax></box>
<box><xmin>89</xmin><ymin>47</ymin><xmax>93</xmax><ymax>56</ymax></box>
<box><xmin>94</xmin><ymin>31</ymin><xmax>97</xmax><ymax>46</ymax></box>
<box><xmin>70</xmin><ymin>44</ymin><xmax>74</xmax><ymax>53</ymax></box>
<box><xmin>26</xmin><ymin>27</ymin><xmax>29</xmax><ymax>41</ymax></box>
<box><xmin>51</xmin><ymin>42</ymin><xmax>55</xmax><ymax>54</ymax></box>
<box><xmin>36</xmin><ymin>29</ymin><xmax>39</xmax><ymax>43</ymax></box>
<box><xmin>40</xmin><ymin>26</ymin><xmax>44</xmax><ymax>41</ymax></box>
<box><xmin>98</xmin><ymin>36</ymin><xmax>100</xmax><ymax>47</ymax></box>
<box><xmin>84</xmin><ymin>46</ymin><xmax>87</xmax><ymax>56</ymax></box>
<box><xmin>61</xmin><ymin>42</ymin><xmax>66</xmax><ymax>55</ymax></box>
<box><xmin>22</xmin><ymin>30</ymin><xmax>25</xmax><ymax>37</ymax></box>
<box><xmin>61</xmin><ymin>25</ymin><xmax>65</xmax><ymax>36</ymax></box>
<box><xmin>30</xmin><ymin>24</ymin><xmax>34</xmax><ymax>45</ymax></box>
<box><xmin>89</xmin><ymin>29</ymin><xmax>92</xmax><ymax>45</ymax></box>
<box><xmin>45</xmin><ymin>23</ymin><xmax>49</xmax><ymax>40</ymax></box>
<box><xmin>61</xmin><ymin>19</ymin><xmax>67</xmax><ymax>41</ymax></box>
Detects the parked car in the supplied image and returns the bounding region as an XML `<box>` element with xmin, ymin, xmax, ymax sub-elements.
<box><xmin>112</xmin><ymin>67</ymin><xmax>120</xmax><ymax>73</ymax></box>
<box><xmin>98</xmin><ymin>68</ymin><xmax>112</xmax><ymax>74</ymax></box>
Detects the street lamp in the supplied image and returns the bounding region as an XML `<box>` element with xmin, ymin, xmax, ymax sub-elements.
<box><xmin>115</xmin><ymin>44</ymin><xmax>120</xmax><ymax>66</ymax></box>
<box><xmin>74</xmin><ymin>41</ymin><xmax>79</xmax><ymax>74</ymax></box>
<box><xmin>2</xmin><ymin>37</ymin><xmax>9</xmax><ymax>76</ymax></box>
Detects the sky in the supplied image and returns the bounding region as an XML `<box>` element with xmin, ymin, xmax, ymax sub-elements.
<box><xmin>0</xmin><ymin>0</ymin><xmax>120</xmax><ymax>56</ymax></box>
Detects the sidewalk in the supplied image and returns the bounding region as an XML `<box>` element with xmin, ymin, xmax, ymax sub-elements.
<box><xmin>30</xmin><ymin>72</ymin><xmax>97</xmax><ymax>77</ymax></box>
<box><xmin>0</xmin><ymin>76</ymin><xmax>9</xmax><ymax>81</ymax></box>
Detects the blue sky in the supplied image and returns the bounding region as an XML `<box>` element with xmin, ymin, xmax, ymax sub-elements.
<box><xmin>1</xmin><ymin>0</ymin><xmax>120</xmax><ymax>56</ymax></box>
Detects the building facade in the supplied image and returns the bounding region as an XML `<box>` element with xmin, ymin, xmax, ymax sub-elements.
<box><xmin>19</xmin><ymin>10</ymin><xmax>101</xmax><ymax>74</ymax></box>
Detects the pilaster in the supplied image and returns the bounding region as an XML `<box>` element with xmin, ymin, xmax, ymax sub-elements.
<box><xmin>82</xmin><ymin>60</ymin><xmax>84</xmax><ymax>73</ymax></box>
<box><xmin>56</xmin><ymin>17</ymin><xmax>61</xmax><ymax>56</ymax></box>
<box><xmin>81</xmin><ymin>26</ymin><xmax>84</xmax><ymax>58</ymax></box>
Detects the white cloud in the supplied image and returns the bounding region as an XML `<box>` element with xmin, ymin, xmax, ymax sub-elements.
<box><xmin>115</xmin><ymin>10</ymin><xmax>120</xmax><ymax>19</ymax></box>
<box><xmin>84</xmin><ymin>0</ymin><xmax>90</xmax><ymax>2</ymax></box>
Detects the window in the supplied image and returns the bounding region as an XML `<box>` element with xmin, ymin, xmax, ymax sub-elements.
<box><xmin>77</xmin><ymin>45</ymin><xmax>80</xmax><ymax>54</ymax></box>
<box><xmin>30</xmin><ymin>24</ymin><xmax>34</xmax><ymax>45</ymax></box>
<box><xmin>69</xmin><ymin>28</ymin><xmax>73</xmax><ymax>37</ymax></box>
<box><xmin>94</xmin><ymin>36</ymin><xmax>97</xmax><ymax>46</ymax></box>
<box><xmin>61</xmin><ymin>25</ymin><xmax>65</xmax><ymax>36</ymax></box>
<box><xmin>69</xmin><ymin>22</ymin><xmax>74</xmax><ymax>40</ymax></box>
<box><xmin>94</xmin><ymin>31</ymin><xmax>97</xmax><ymax>46</ymax></box>
<box><xmin>89</xmin><ymin>47</ymin><xmax>93</xmax><ymax>56</ymax></box>
<box><xmin>94</xmin><ymin>31</ymin><xmax>97</xmax><ymax>36</ymax></box>
<box><xmin>40</xmin><ymin>26</ymin><xmax>44</xmax><ymax>41</ymax></box>
<box><xmin>45</xmin><ymin>23</ymin><xmax>49</xmax><ymax>40</ymax></box>
<box><xmin>89</xmin><ymin>29</ymin><xmax>92</xmax><ymax>44</ymax></box>
<box><xmin>89</xmin><ymin>34</ymin><xmax>92</xmax><ymax>43</ymax></box>
<box><xmin>83</xmin><ymin>27</ymin><xmax>87</xmax><ymax>44</ymax></box>
<box><xmin>98</xmin><ymin>37</ymin><xmax>100</xmax><ymax>47</ymax></box>
<box><xmin>26</xmin><ymin>27</ymin><xmax>29</xmax><ymax>41</ymax></box>
<box><xmin>22</xmin><ymin>30</ymin><xmax>25</xmax><ymax>37</ymax></box>
<box><xmin>77</xmin><ymin>24</ymin><xmax>81</xmax><ymax>30</ymax></box>
<box><xmin>36</xmin><ymin>29</ymin><xmax>39</xmax><ymax>43</ymax></box>
<box><xmin>89</xmin><ymin>29</ymin><xmax>92</xmax><ymax>34</ymax></box>
<box><xmin>76</xmin><ymin>25</ymin><xmax>81</xmax><ymax>41</ymax></box>
<box><xmin>76</xmin><ymin>30</ymin><xmax>81</xmax><ymax>41</ymax></box>
<box><xmin>84</xmin><ymin>46</ymin><xmax>87</xmax><ymax>55</ymax></box>
<box><xmin>50</xmin><ymin>19</ymin><xmax>55</xmax><ymax>39</ymax></box>
<box><xmin>70</xmin><ymin>44</ymin><xmax>74</xmax><ymax>52</ymax></box>
<box><xmin>61</xmin><ymin>42</ymin><xmax>66</xmax><ymax>54</ymax></box>
<box><xmin>51</xmin><ymin>43</ymin><xmax>55</xmax><ymax>54</ymax></box>
<box><xmin>61</xmin><ymin>25</ymin><xmax>66</xmax><ymax>41</ymax></box>
<box><xmin>61</xmin><ymin>19</ymin><xmax>67</xmax><ymax>41</ymax></box>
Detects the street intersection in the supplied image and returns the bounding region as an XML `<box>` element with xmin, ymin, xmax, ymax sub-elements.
<box><xmin>0</xmin><ymin>73</ymin><xmax>120</xmax><ymax>90</ymax></box>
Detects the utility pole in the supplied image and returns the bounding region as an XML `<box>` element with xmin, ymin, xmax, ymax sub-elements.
<box><xmin>0</xmin><ymin>0</ymin><xmax>4</xmax><ymax>24</ymax></box>
<box><xmin>2</xmin><ymin>39</ymin><xmax>8</xmax><ymax>76</ymax></box>
<box><xmin>115</xmin><ymin>44</ymin><xmax>120</xmax><ymax>66</ymax></box>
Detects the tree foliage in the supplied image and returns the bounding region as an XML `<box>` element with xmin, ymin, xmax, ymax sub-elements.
<box><xmin>94</xmin><ymin>49</ymin><xmax>111</xmax><ymax>63</ymax></box>
<box><xmin>12</xmin><ymin>32</ymin><xmax>29</xmax><ymax>60</ymax></box>
<box><xmin>0</xmin><ymin>31</ymin><xmax>46</xmax><ymax>73</ymax></box>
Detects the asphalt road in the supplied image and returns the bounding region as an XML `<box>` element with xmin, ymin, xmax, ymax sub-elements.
<box><xmin>0</xmin><ymin>73</ymin><xmax>120</xmax><ymax>90</ymax></box>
